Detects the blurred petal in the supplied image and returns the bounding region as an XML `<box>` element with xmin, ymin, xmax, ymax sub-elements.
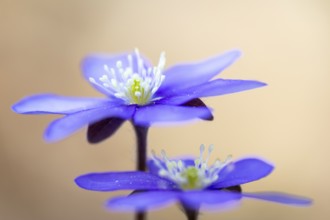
<box><xmin>211</xmin><ymin>158</ymin><xmax>274</xmax><ymax>188</ymax></box>
<box><xmin>82</xmin><ymin>52</ymin><xmax>151</xmax><ymax>96</ymax></box>
<box><xmin>243</xmin><ymin>192</ymin><xmax>312</xmax><ymax>206</ymax></box>
<box><xmin>44</xmin><ymin>105</ymin><xmax>135</xmax><ymax>142</ymax></box>
<box><xmin>12</xmin><ymin>94</ymin><xmax>110</xmax><ymax>114</ymax></box>
<box><xmin>87</xmin><ymin>117</ymin><xmax>125</xmax><ymax>144</ymax></box>
<box><xmin>182</xmin><ymin>79</ymin><xmax>267</xmax><ymax>98</ymax></box>
<box><xmin>133</xmin><ymin>105</ymin><xmax>212</xmax><ymax>126</ymax></box>
<box><xmin>180</xmin><ymin>190</ymin><xmax>241</xmax><ymax>210</ymax></box>
<box><xmin>75</xmin><ymin>171</ymin><xmax>176</xmax><ymax>191</ymax></box>
<box><xmin>106</xmin><ymin>191</ymin><xmax>179</xmax><ymax>211</ymax></box>
<box><xmin>158</xmin><ymin>50</ymin><xmax>241</xmax><ymax>96</ymax></box>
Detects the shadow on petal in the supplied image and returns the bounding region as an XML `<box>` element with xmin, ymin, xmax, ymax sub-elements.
<box><xmin>181</xmin><ymin>98</ymin><xmax>213</xmax><ymax>121</ymax></box>
<box><xmin>87</xmin><ymin>117</ymin><xmax>125</xmax><ymax>144</ymax></box>
<box><xmin>106</xmin><ymin>191</ymin><xmax>180</xmax><ymax>212</ymax></box>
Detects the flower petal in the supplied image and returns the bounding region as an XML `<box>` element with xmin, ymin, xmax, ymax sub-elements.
<box><xmin>156</xmin><ymin>95</ymin><xmax>199</xmax><ymax>106</ymax></box>
<box><xmin>211</xmin><ymin>158</ymin><xmax>274</xmax><ymax>189</ymax></box>
<box><xmin>44</xmin><ymin>105</ymin><xmax>135</xmax><ymax>142</ymax></box>
<box><xmin>106</xmin><ymin>191</ymin><xmax>180</xmax><ymax>211</ymax></box>
<box><xmin>243</xmin><ymin>192</ymin><xmax>312</xmax><ymax>206</ymax></box>
<box><xmin>81</xmin><ymin>52</ymin><xmax>151</xmax><ymax>96</ymax></box>
<box><xmin>157</xmin><ymin>50</ymin><xmax>241</xmax><ymax>96</ymax></box>
<box><xmin>157</xmin><ymin>79</ymin><xmax>266</xmax><ymax>106</ymax></box>
<box><xmin>133</xmin><ymin>105</ymin><xmax>213</xmax><ymax>126</ymax></box>
<box><xmin>179</xmin><ymin>190</ymin><xmax>241</xmax><ymax>210</ymax></box>
<box><xmin>12</xmin><ymin>94</ymin><xmax>110</xmax><ymax>114</ymax></box>
<box><xmin>87</xmin><ymin>117</ymin><xmax>125</xmax><ymax>144</ymax></box>
<box><xmin>147</xmin><ymin>160</ymin><xmax>162</xmax><ymax>175</ymax></box>
<box><xmin>75</xmin><ymin>171</ymin><xmax>176</xmax><ymax>191</ymax></box>
<box><xmin>182</xmin><ymin>79</ymin><xmax>267</xmax><ymax>98</ymax></box>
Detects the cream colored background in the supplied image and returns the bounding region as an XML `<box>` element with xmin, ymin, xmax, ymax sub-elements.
<box><xmin>1</xmin><ymin>0</ymin><xmax>329</xmax><ymax>219</ymax></box>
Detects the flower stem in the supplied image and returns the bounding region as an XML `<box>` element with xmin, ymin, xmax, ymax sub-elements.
<box><xmin>133</xmin><ymin>125</ymin><xmax>149</xmax><ymax>220</ymax></box>
<box><xmin>183</xmin><ymin>206</ymin><xmax>199</xmax><ymax>220</ymax></box>
<box><xmin>135</xmin><ymin>212</ymin><xmax>145</xmax><ymax>220</ymax></box>
<box><xmin>181</xmin><ymin>203</ymin><xmax>199</xmax><ymax>220</ymax></box>
<box><xmin>133</xmin><ymin>125</ymin><xmax>149</xmax><ymax>171</ymax></box>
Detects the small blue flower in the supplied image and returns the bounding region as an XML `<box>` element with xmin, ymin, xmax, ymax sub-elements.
<box><xmin>12</xmin><ymin>49</ymin><xmax>266</xmax><ymax>142</ymax></box>
<box><xmin>75</xmin><ymin>145</ymin><xmax>312</xmax><ymax>211</ymax></box>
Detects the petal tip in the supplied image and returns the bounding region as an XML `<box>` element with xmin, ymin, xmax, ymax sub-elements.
<box><xmin>257</xmin><ymin>81</ymin><xmax>268</xmax><ymax>87</ymax></box>
<box><xmin>243</xmin><ymin>192</ymin><xmax>313</xmax><ymax>206</ymax></box>
<box><xmin>11</xmin><ymin>97</ymin><xmax>34</xmax><ymax>114</ymax></box>
<box><xmin>229</xmin><ymin>49</ymin><xmax>242</xmax><ymax>58</ymax></box>
<box><xmin>74</xmin><ymin>176</ymin><xmax>83</xmax><ymax>187</ymax></box>
<box><xmin>246</xmin><ymin>157</ymin><xmax>275</xmax><ymax>172</ymax></box>
<box><xmin>74</xmin><ymin>175</ymin><xmax>89</xmax><ymax>190</ymax></box>
<box><xmin>43</xmin><ymin>122</ymin><xmax>63</xmax><ymax>143</ymax></box>
<box><xmin>246</xmin><ymin>80</ymin><xmax>268</xmax><ymax>89</ymax></box>
<box><xmin>11</xmin><ymin>102</ymin><xmax>21</xmax><ymax>113</ymax></box>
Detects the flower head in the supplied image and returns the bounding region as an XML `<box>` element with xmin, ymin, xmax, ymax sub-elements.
<box><xmin>88</xmin><ymin>49</ymin><xmax>166</xmax><ymax>106</ymax></box>
<box><xmin>151</xmin><ymin>145</ymin><xmax>232</xmax><ymax>190</ymax></box>
<box><xmin>75</xmin><ymin>145</ymin><xmax>312</xmax><ymax>212</ymax></box>
<box><xmin>12</xmin><ymin>49</ymin><xmax>266</xmax><ymax>142</ymax></box>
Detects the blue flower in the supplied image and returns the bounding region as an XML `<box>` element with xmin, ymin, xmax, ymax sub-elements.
<box><xmin>12</xmin><ymin>49</ymin><xmax>266</xmax><ymax>142</ymax></box>
<box><xmin>75</xmin><ymin>145</ymin><xmax>312</xmax><ymax>211</ymax></box>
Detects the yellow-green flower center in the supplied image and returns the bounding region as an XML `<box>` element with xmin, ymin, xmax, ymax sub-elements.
<box><xmin>181</xmin><ymin>167</ymin><xmax>200</xmax><ymax>189</ymax></box>
<box><xmin>128</xmin><ymin>79</ymin><xmax>152</xmax><ymax>105</ymax></box>
<box><xmin>131</xmin><ymin>79</ymin><xmax>142</xmax><ymax>103</ymax></box>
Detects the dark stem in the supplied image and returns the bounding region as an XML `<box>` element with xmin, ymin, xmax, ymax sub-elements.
<box><xmin>182</xmin><ymin>205</ymin><xmax>199</xmax><ymax>220</ymax></box>
<box><xmin>133</xmin><ymin>125</ymin><xmax>149</xmax><ymax>171</ymax></box>
<box><xmin>133</xmin><ymin>125</ymin><xmax>149</xmax><ymax>220</ymax></box>
<box><xmin>135</xmin><ymin>212</ymin><xmax>145</xmax><ymax>220</ymax></box>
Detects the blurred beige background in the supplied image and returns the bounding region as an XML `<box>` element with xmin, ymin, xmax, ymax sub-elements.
<box><xmin>1</xmin><ymin>0</ymin><xmax>329</xmax><ymax>219</ymax></box>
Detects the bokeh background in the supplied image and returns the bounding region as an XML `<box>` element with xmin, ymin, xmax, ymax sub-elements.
<box><xmin>1</xmin><ymin>0</ymin><xmax>329</xmax><ymax>219</ymax></box>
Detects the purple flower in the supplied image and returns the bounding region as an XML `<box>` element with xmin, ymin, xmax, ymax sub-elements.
<box><xmin>12</xmin><ymin>49</ymin><xmax>266</xmax><ymax>142</ymax></box>
<box><xmin>75</xmin><ymin>145</ymin><xmax>312</xmax><ymax>211</ymax></box>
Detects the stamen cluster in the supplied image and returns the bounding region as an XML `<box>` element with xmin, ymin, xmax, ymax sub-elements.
<box><xmin>89</xmin><ymin>49</ymin><xmax>166</xmax><ymax>105</ymax></box>
<box><xmin>152</xmin><ymin>145</ymin><xmax>232</xmax><ymax>190</ymax></box>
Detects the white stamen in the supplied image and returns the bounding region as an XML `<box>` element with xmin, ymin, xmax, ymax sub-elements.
<box><xmin>89</xmin><ymin>77</ymin><xmax>96</xmax><ymax>83</ymax></box>
<box><xmin>127</xmin><ymin>54</ymin><xmax>133</xmax><ymax>68</ymax></box>
<box><xmin>205</xmin><ymin>144</ymin><xmax>214</xmax><ymax>164</ymax></box>
<box><xmin>104</xmin><ymin>64</ymin><xmax>110</xmax><ymax>72</ymax></box>
<box><xmin>88</xmin><ymin>48</ymin><xmax>166</xmax><ymax>105</ymax></box>
<box><xmin>116</xmin><ymin>61</ymin><xmax>122</xmax><ymax>69</ymax></box>
<box><xmin>151</xmin><ymin>145</ymin><xmax>232</xmax><ymax>190</ymax></box>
